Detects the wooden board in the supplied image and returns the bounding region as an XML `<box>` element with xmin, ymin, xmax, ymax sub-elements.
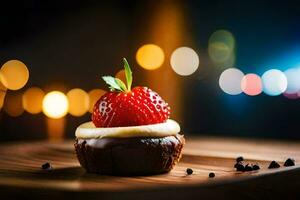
<box><xmin>1</xmin><ymin>136</ymin><xmax>300</xmax><ymax>199</ymax></box>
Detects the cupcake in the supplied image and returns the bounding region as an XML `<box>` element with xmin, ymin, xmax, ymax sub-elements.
<box><xmin>74</xmin><ymin>58</ymin><xmax>185</xmax><ymax>175</ymax></box>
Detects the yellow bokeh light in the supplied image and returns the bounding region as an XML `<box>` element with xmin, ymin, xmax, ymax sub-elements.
<box><xmin>88</xmin><ymin>89</ymin><xmax>106</xmax><ymax>113</ymax></box>
<box><xmin>208</xmin><ymin>30</ymin><xmax>235</xmax><ymax>66</ymax></box>
<box><xmin>136</xmin><ymin>44</ymin><xmax>165</xmax><ymax>70</ymax></box>
<box><xmin>170</xmin><ymin>47</ymin><xmax>199</xmax><ymax>76</ymax></box>
<box><xmin>0</xmin><ymin>60</ymin><xmax>29</xmax><ymax>90</ymax></box>
<box><xmin>42</xmin><ymin>91</ymin><xmax>69</xmax><ymax>119</ymax></box>
<box><xmin>22</xmin><ymin>87</ymin><xmax>45</xmax><ymax>114</ymax></box>
<box><xmin>67</xmin><ymin>88</ymin><xmax>89</xmax><ymax>116</ymax></box>
<box><xmin>3</xmin><ymin>92</ymin><xmax>24</xmax><ymax>117</ymax></box>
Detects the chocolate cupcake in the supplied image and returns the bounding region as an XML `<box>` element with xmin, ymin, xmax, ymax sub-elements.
<box><xmin>74</xmin><ymin>58</ymin><xmax>185</xmax><ymax>175</ymax></box>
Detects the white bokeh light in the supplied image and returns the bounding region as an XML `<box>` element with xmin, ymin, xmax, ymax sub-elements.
<box><xmin>170</xmin><ymin>47</ymin><xmax>199</xmax><ymax>76</ymax></box>
<box><xmin>42</xmin><ymin>91</ymin><xmax>69</xmax><ymax>119</ymax></box>
<box><xmin>262</xmin><ymin>69</ymin><xmax>287</xmax><ymax>96</ymax></box>
<box><xmin>284</xmin><ymin>68</ymin><xmax>300</xmax><ymax>94</ymax></box>
<box><xmin>219</xmin><ymin>68</ymin><xmax>244</xmax><ymax>95</ymax></box>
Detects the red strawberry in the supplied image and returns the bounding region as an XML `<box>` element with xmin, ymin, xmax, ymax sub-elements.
<box><xmin>92</xmin><ymin>87</ymin><xmax>170</xmax><ymax>127</ymax></box>
<box><xmin>92</xmin><ymin>58</ymin><xmax>170</xmax><ymax>127</ymax></box>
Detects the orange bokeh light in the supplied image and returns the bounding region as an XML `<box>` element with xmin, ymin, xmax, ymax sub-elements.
<box><xmin>67</xmin><ymin>88</ymin><xmax>89</xmax><ymax>117</ymax></box>
<box><xmin>0</xmin><ymin>60</ymin><xmax>29</xmax><ymax>90</ymax></box>
<box><xmin>3</xmin><ymin>92</ymin><xmax>24</xmax><ymax>117</ymax></box>
<box><xmin>0</xmin><ymin>81</ymin><xmax>6</xmax><ymax>110</ymax></box>
<box><xmin>88</xmin><ymin>89</ymin><xmax>106</xmax><ymax>113</ymax></box>
<box><xmin>0</xmin><ymin>91</ymin><xmax>6</xmax><ymax>110</ymax></box>
<box><xmin>136</xmin><ymin>44</ymin><xmax>165</xmax><ymax>70</ymax></box>
<box><xmin>22</xmin><ymin>87</ymin><xmax>45</xmax><ymax>114</ymax></box>
<box><xmin>115</xmin><ymin>69</ymin><xmax>126</xmax><ymax>83</ymax></box>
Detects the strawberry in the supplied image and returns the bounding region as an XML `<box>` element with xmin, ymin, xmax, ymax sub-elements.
<box><xmin>92</xmin><ymin>58</ymin><xmax>170</xmax><ymax>127</ymax></box>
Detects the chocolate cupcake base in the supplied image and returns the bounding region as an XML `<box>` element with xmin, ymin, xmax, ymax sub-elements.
<box><xmin>74</xmin><ymin>134</ymin><xmax>184</xmax><ymax>176</ymax></box>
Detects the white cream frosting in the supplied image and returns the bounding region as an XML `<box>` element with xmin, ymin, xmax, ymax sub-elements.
<box><xmin>75</xmin><ymin>119</ymin><xmax>180</xmax><ymax>139</ymax></box>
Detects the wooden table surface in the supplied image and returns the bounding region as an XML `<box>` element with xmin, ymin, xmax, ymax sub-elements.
<box><xmin>1</xmin><ymin>136</ymin><xmax>300</xmax><ymax>199</ymax></box>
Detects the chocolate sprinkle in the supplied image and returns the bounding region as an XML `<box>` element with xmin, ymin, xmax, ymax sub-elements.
<box><xmin>234</xmin><ymin>162</ymin><xmax>241</xmax><ymax>168</ymax></box>
<box><xmin>244</xmin><ymin>164</ymin><xmax>253</xmax><ymax>171</ymax></box>
<box><xmin>235</xmin><ymin>163</ymin><xmax>245</xmax><ymax>171</ymax></box>
<box><xmin>41</xmin><ymin>162</ymin><xmax>52</xmax><ymax>170</ymax></box>
<box><xmin>252</xmin><ymin>164</ymin><xmax>260</xmax><ymax>170</ymax></box>
<box><xmin>268</xmin><ymin>161</ymin><xmax>280</xmax><ymax>169</ymax></box>
<box><xmin>186</xmin><ymin>168</ymin><xmax>193</xmax><ymax>175</ymax></box>
<box><xmin>236</xmin><ymin>156</ymin><xmax>244</xmax><ymax>163</ymax></box>
<box><xmin>209</xmin><ymin>172</ymin><xmax>215</xmax><ymax>178</ymax></box>
<box><xmin>284</xmin><ymin>158</ymin><xmax>295</xmax><ymax>167</ymax></box>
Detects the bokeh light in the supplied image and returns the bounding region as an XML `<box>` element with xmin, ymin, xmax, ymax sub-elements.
<box><xmin>209</xmin><ymin>42</ymin><xmax>231</xmax><ymax>63</ymax></box>
<box><xmin>0</xmin><ymin>91</ymin><xmax>5</xmax><ymax>110</ymax></box>
<box><xmin>262</xmin><ymin>69</ymin><xmax>287</xmax><ymax>96</ymax></box>
<box><xmin>219</xmin><ymin>68</ymin><xmax>244</xmax><ymax>95</ymax></box>
<box><xmin>209</xmin><ymin>30</ymin><xmax>235</xmax><ymax>49</ymax></box>
<box><xmin>241</xmin><ymin>74</ymin><xmax>262</xmax><ymax>96</ymax></box>
<box><xmin>67</xmin><ymin>88</ymin><xmax>89</xmax><ymax>116</ymax></box>
<box><xmin>0</xmin><ymin>60</ymin><xmax>29</xmax><ymax>90</ymax></box>
<box><xmin>0</xmin><ymin>80</ymin><xmax>6</xmax><ymax>91</ymax></box>
<box><xmin>136</xmin><ymin>44</ymin><xmax>165</xmax><ymax>70</ymax></box>
<box><xmin>22</xmin><ymin>87</ymin><xmax>45</xmax><ymax>114</ymax></box>
<box><xmin>0</xmin><ymin>81</ymin><xmax>6</xmax><ymax>110</ymax></box>
<box><xmin>284</xmin><ymin>68</ymin><xmax>300</xmax><ymax>94</ymax></box>
<box><xmin>170</xmin><ymin>47</ymin><xmax>199</xmax><ymax>76</ymax></box>
<box><xmin>46</xmin><ymin>117</ymin><xmax>66</xmax><ymax>142</ymax></box>
<box><xmin>42</xmin><ymin>91</ymin><xmax>69</xmax><ymax>119</ymax></box>
<box><xmin>115</xmin><ymin>69</ymin><xmax>126</xmax><ymax>83</ymax></box>
<box><xmin>283</xmin><ymin>92</ymin><xmax>299</xmax><ymax>100</ymax></box>
<box><xmin>208</xmin><ymin>30</ymin><xmax>235</xmax><ymax>66</ymax></box>
<box><xmin>3</xmin><ymin>92</ymin><xmax>24</xmax><ymax>117</ymax></box>
<box><xmin>88</xmin><ymin>89</ymin><xmax>106</xmax><ymax>113</ymax></box>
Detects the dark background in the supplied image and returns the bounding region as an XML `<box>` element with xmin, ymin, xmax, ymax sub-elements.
<box><xmin>1</xmin><ymin>0</ymin><xmax>300</xmax><ymax>141</ymax></box>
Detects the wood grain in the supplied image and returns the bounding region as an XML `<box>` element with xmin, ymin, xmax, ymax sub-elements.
<box><xmin>0</xmin><ymin>136</ymin><xmax>300</xmax><ymax>199</ymax></box>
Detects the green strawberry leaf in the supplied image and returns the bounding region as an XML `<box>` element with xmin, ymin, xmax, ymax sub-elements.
<box><xmin>123</xmin><ymin>58</ymin><xmax>132</xmax><ymax>91</ymax></box>
<box><xmin>108</xmin><ymin>86</ymin><xmax>116</xmax><ymax>91</ymax></box>
<box><xmin>115</xmin><ymin>78</ymin><xmax>127</xmax><ymax>91</ymax></box>
<box><xmin>102</xmin><ymin>76</ymin><xmax>124</xmax><ymax>92</ymax></box>
<box><xmin>102</xmin><ymin>59</ymin><xmax>133</xmax><ymax>92</ymax></box>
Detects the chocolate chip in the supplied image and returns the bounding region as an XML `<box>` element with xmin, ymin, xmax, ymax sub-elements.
<box><xmin>186</xmin><ymin>168</ymin><xmax>193</xmax><ymax>175</ymax></box>
<box><xmin>236</xmin><ymin>156</ymin><xmax>244</xmax><ymax>163</ymax></box>
<box><xmin>284</xmin><ymin>158</ymin><xmax>295</xmax><ymax>167</ymax></box>
<box><xmin>209</xmin><ymin>172</ymin><xmax>215</xmax><ymax>178</ymax></box>
<box><xmin>235</xmin><ymin>163</ymin><xmax>245</xmax><ymax>171</ymax></box>
<box><xmin>41</xmin><ymin>162</ymin><xmax>52</xmax><ymax>170</ymax></box>
<box><xmin>252</xmin><ymin>164</ymin><xmax>260</xmax><ymax>170</ymax></box>
<box><xmin>244</xmin><ymin>164</ymin><xmax>253</xmax><ymax>171</ymax></box>
<box><xmin>268</xmin><ymin>161</ymin><xmax>280</xmax><ymax>169</ymax></box>
<box><xmin>234</xmin><ymin>162</ymin><xmax>242</xmax><ymax>168</ymax></box>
